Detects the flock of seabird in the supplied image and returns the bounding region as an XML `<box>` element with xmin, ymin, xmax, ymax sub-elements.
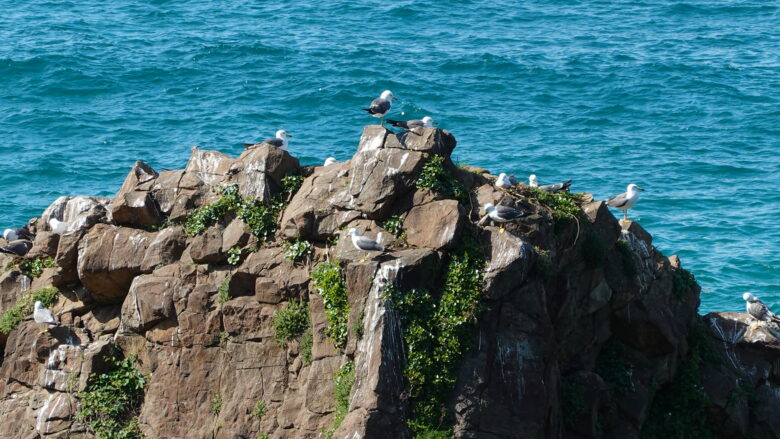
<box><xmin>0</xmin><ymin>90</ymin><xmax>775</xmax><ymax>334</ymax></box>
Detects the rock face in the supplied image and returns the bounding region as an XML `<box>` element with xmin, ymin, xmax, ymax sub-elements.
<box><xmin>0</xmin><ymin>125</ymin><xmax>777</xmax><ymax>439</ymax></box>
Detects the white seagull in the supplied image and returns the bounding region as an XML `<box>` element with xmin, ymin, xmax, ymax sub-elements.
<box><xmin>495</xmin><ymin>173</ymin><xmax>515</xmax><ymax>189</ymax></box>
<box><xmin>484</xmin><ymin>203</ymin><xmax>524</xmax><ymax>233</ymax></box>
<box><xmin>243</xmin><ymin>129</ymin><xmax>292</xmax><ymax>150</ymax></box>
<box><xmin>34</xmin><ymin>301</ymin><xmax>59</xmax><ymax>333</ymax></box>
<box><xmin>743</xmin><ymin>293</ymin><xmax>780</xmax><ymax>327</ymax></box>
<box><xmin>386</xmin><ymin>116</ymin><xmax>436</xmax><ymax>130</ymax></box>
<box><xmin>3</xmin><ymin>226</ymin><xmax>33</xmax><ymax>241</ymax></box>
<box><xmin>0</xmin><ymin>240</ymin><xmax>32</xmax><ymax>256</ymax></box>
<box><xmin>605</xmin><ymin>183</ymin><xmax>645</xmax><ymax>221</ymax></box>
<box><xmin>362</xmin><ymin>90</ymin><xmax>397</xmax><ymax>126</ymax></box>
<box><xmin>529</xmin><ymin>174</ymin><xmax>572</xmax><ymax>193</ymax></box>
<box><xmin>324</xmin><ymin>157</ymin><xmax>338</xmax><ymax>166</ymax></box>
<box><xmin>49</xmin><ymin>218</ymin><xmax>69</xmax><ymax>235</ymax></box>
<box><xmin>347</xmin><ymin>228</ymin><xmax>385</xmax><ymax>261</ymax></box>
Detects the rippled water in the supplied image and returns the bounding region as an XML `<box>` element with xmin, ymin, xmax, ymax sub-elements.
<box><xmin>1</xmin><ymin>0</ymin><xmax>778</xmax><ymax>313</ymax></box>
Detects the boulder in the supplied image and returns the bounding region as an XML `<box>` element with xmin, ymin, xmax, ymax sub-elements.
<box><xmin>120</xmin><ymin>272</ymin><xmax>179</xmax><ymax>333</ymax></box>
<box><xmin>111</xmin><ymin>160</ymin><xmax>162</xmax><ymax>227</ymax></box>
<box><xmin>230</xmin><ymin>144</ymin><xmax>301</xmax><ymax>201</ymax></box>
<box><xmin>402</xmin><ymin>199</ymin><xmax>464</xmax><ymax>250</ymax></box>
<box><xmin>76</xmin><ymin>224</ymin><xmax>157</xmax><ymax>303</ymax></box>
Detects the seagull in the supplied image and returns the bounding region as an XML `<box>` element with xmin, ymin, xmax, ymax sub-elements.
<box><xmin>347</xmin><ymin>228</ymin><xmax>385</xmax><ymax>261</ymax></box>
<box><xmin>743</xmin><ymin>293</ymin><xmax>780</xmax><ymax>329</ymax></box>
<box><xmin>605</xmin><ymin>183</ymin><xmax>645</xmax><ymax>221</ymax></box>
<box><xmin>484</xmin><ymin>203</ymin><xmax>524</xmax><ymax>233</ymax></box>
<box><xmin>3</xmin><ymin>226</ymin><xmax>33</xmax><ymax>241</ymax></box>
<box><xmin>33</xmin><ymin>301</ymin><xmax>59</xmax><ymax>334</ymax></box>
<box><xmin>0</xmin><ymin>240</ymin><xmax>32</xmax><ymax>256</ymax></box>
<box><xmin>495</xmin><ymin>173</ymin><xmax>515</xmax><ymax>189</ymax></box>
<box><xmin>243</xmin><ymin>130</ymin><xmax>292</xmax><ymax>150</ymax></box>
<box><xmin>386</xmin><ymin>116</ymin><xmax>436</xmax><ymax>130</ymax></box>
<box><xmin>529</xmin><ymin>174</ymin><xmax>572</xmax><ymax>193</ymax></box>
<box><xmin>324</xmin><ymin>157</ymin><xmax>338</xmax><ymax>166</ymax></box>
<box><xmin>48</xmin><ymin>218</ymin><xmax>69</xmax><ymax>235</ymax></box>
<box><xmin>362</xmin><ymin>90</ymin><xmax>397</xmax><ymax>126</ymax></box>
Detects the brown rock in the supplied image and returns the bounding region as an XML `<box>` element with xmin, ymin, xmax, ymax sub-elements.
<box><xmin>41</xmin><ymin>195</ymin><xmax>112</xmax><ymax>233</ymax></box>
<box><xmin>402</xmin><ymin>199</ymin><xmax>464</xmax><ymax>250</ymax></box>
<box><xmin>26</xmin><ymin>231</ymin><xmax>59</xmax><ymax>259</ymax></box>
<box><xmin>120</xmin><ymin>272</ymin><xmax>179</xmax><ymax>333</ymax></box>
<box><xmin>111</xmin><ymin>161</ymin><xmax>162</xmax><ymax>227</ymax></box>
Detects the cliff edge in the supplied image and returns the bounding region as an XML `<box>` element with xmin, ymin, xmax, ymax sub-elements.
<box><xmin>0</xmin><ymin>126</ymin><xmax>777</xmax><ymax>438</ymax></box>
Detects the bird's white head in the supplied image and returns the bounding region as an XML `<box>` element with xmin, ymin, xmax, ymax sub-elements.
<box><xmin>276</xmin><ymin>129</ymin><xmax>292</xmax><ymax>139</ymax></box>
<box><xmin>380</xmin><ymin>90</ymin><xmax>397</xmax><ymax>101</ymax></box>
<box><xmin>2</xmin><ymin>229</ymin><xmax>10</xmax><ymax>240</ymax></box>
<box><xmin>347</xmin><ymin>228</ymin><xmax>358</xmax><ymax>236</ymax></box>
<box><xmin>34</xmin><ymin>300</ymin><xmax>43</xmax><ymax>310</ymax></box>
<box><xmin>498</xmin><ymin>172</ymin><xmax>507</xmax><ymax>179</ymax></box>
<box><xmin>743</xmin><ymin>292</ymin><xmax>756</xmax><ymax>302</ymax></box>
<box><xmin>421</xmin><ymin>116</ymin><xmax>436</xmax><ymax>127</ymax></box>
<box><xmin>627</xmin><ymin>183</ymin><xmax>645</xmax><ymax>193</ymax></box>
<box><xmin>485</xmin><ymin>203</ymin><xmax>496</xmax><ymax>213</ymax></box>
<box><xmin>324</xmin><ymin>157</ymin><xmax>337</xmax><ymax>166</ymax></box>
<box><xmin>529</xmin><ymin>174</ymin><xmax>538</xmax><ymax>186</ymax></box>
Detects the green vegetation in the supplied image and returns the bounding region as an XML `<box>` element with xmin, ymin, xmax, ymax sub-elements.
<box><xmin>641</xmin><ymin>322</ymin><xmax>715</xmax><ymax>438</ymax></box>
<box><xmin>300</xmin><ymin>328</ymin><xmax>313</xmax><ymax>366</ymax></box>
<box><xmin>282</xmin><ymin>175</ymin><xmax>305</xmax><ymax>196</ymax></box>
<box><xmin>582</xmin><ymin>231</ymin><xmax>607</xmax><ymax>269</ymax></box>
<box><xmin>184</xmin><ymin>185</ymin><xmax>242</xmax><ymax>236</ymax></box>
<box><xmin>271</xmin><ymin>299</ymin><xmax>310</xmax><ymax>348</ymax></box>
<box><xmin>532</xmin><ymin>246</ymin><xmax>553</xmax><ymax>278</ymax></box>
<box><xmin>311</xmin><ymin>262</ymin><xmax>349</xmax><ymax>348</ymax></box>
<box><xmin>76</xmin><ymin>352</ymin><xmax>146</xmax><ymax>439</ymax></box>
<box><xmin>219</xmin><ymin>331</ymin><xmax>230</xmax><ymax>347</ymax></box>
<box><xmin>227</xmin><ymin>245</ymin><xmax>242</xmax><ymax>265</ymax></box>
<box><xmin>616</xmin><ymin>239</ymin><xmax>638</xmax><ymax>277</ymax></box>
<box><xmin>19</xmin><ymin>256</ymin><xmax>56</xmax><ymax>278</ymax></box>
<box><xmin>386</xmin><ymin>234</ymin><xmax>485</xmax><ymax>434</ymax></box>
<box><xmin>184</xmin><ymin>176</ymin><xmax>303</xmax><ymax>242</ymax></box>
<box><xmin>381</xmin><ymin>214</ymin><xmax>407</xmax><ymax>245</ymax></box>
<box><xmin>416</xmin><ymin>155</ymin><xmax>468</xmax><ymax>204</ymax></box>
<box><xmin>595</xmin><ymin>339</ymin><xmax>635</xmax><ymax>395</ymax></box>
<box><xmin>528</xmin><ymin>187</ymin><xmax>584</xmax><ymax>228</ymax></box>
<box><xmin>253</xmin><ymin>400</ymin><xmax>266</xmax><ymax>418</ymax></box>
<box><xmin>324</xmin><ymin>361</ymin><xmax>355</xmax><ymax>439</ymax></box>
<box><xmin>0</xmin><ymin>286</ymin><xmax>59</xmax><ymax>334</ymax></box>
<box><xmin>352</xmin><ymin>310</ymin><xmax>364</xmax><ymax>340</ymax></box>
<box><xmin>672</xmin><ymin>268</ymin><xmax>697</xmax><ymax>299</ymax></box>
<box><xmin>561</xmin><ymin>376</ymin><xmax>585</xmax><ymax>429</ymax></box>
<box><xmin>211</xmin><ymin>393</ymin><xmax>222</xmax><ymax>415</ymax></box>
<box><xmin>257</xmin><ymin>433</ymin><xmax>269</xmax><ymax>439</ymax></box>
<box><xmin>217</xmin><ymin>274</ymin><xmax>232</xmax><ymax>304</ymax></box>
<box><xmin>282</xmin><ymin>238</ymin><xmax>312</xmax><ymax>262</ymax></box>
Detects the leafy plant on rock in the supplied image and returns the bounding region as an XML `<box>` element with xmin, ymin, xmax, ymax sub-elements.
<box><xmin>282</xmin><ymin>238</ymin><xmax>312</xmax><ymax>262</ymax></box>
<box><xmin>272</xmin><ymin>299</ymin><xmax>310</xmax><ymax>348</ymax></box>
<box><xmin>253</xmin><ymin>400</ymin><xmax>266</xmax><ymax>418</ymax></box>
<box><xmin>311</xmin><ymin>262</ymin><xmax>349</xmax><ymax>348</ymax></box>
<box><xmin>76</xmin><ymin>352</ymin><xmax>146</xmax><ymax>439</ymax></box>
<box><xmin>227</xmin><ymin>245</ymin><xmax>242</xmax><ymax>265</ymax></box>
<box><xmin>184</xmin><ymin>185</ymin><xmax>242</xmax><ymax>236</ymax></box>
<box><xmin>19</xmin><ymin>256</ymin><xmax>56</xmax><ymax>278</ymax></box>
<box><xmin>217</xmin><ymin>274</ymin><xmax>232</xmax><ymax>304</ymax></box>
<box><xmin>323</xmin><ymin>361</ymin><xmax>355</xmax><ymax>439</ymax></box>
<box><xmin>416</xmin><ymin>155</ymin><xmax>468</xmax><ymax>204</ymax></box>
<box><xmin>211</xmin><ymin>393</ymin><xmax>222</xmax><ymax>415</ymax></box>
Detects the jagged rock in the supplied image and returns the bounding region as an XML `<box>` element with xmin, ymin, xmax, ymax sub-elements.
<box><xmin>482</xmin><ymin>226</ymin><xmax>534</xmax><ymax>300</ymax></box>
<box><xmin>27</xmin><ymin>231</ymin><xmax>60</xmax><ymax>259</ymax></box>
<box><xmin>402</xmin><ymin>199</ymin><xmax>464</xmax><ymax>250</ymax></box>
<box><xmin>120</xmin><ymin>272</ymin><xmax>179</xmax><ymax>333</ymax></box>
<box><xmin>230</xmin><ymin>144</ymin><xmax>301</xmax><ymax>200</ymax></box>
<box><xmin>111</xmin><ymin>161</ymin><xmax>162</xmax><ymax>227</ymax></box>
<box><xmin>76</xmin><ymin>224</ymin><xmax>157</xmax><ymax>303</ymax></box>
<box><xmin>188</xmin><ymin>224</ymin><xmax>226</xmax><ymax>264</ymax></box>
<box><xmin>42</xmin><ymin>195</ymin><xmax>112</xmax><ymax>233</ymax></box>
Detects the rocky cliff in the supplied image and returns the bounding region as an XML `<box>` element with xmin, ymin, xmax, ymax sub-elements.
<box><xmin>0</xmin><ymin>125</ymin><xmax>777</xmax><ymax>439</ymax></box>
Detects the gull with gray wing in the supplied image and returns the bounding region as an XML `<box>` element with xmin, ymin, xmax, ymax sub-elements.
<box><xmin>0</xmin><ymin>240</ymin><xmax>32</xmax><ymax>256</ymax></box>
<box><xmin>605</xmin><ymin>183</ymin><xmax>644</xmax><ymax>221</ymax></box>
<box><xmin>387</xmin><ymin>116</ymin><xmax>436</xmax><ymax>130</ymax></box>
<box><xmin>743</xmin><ymin>293</ymin><xmax>780</xmax><ymax>324</ymax></box>
<box><xmin>243</xmin><ymin>129</ymin><xmax>292</xmax><ymax>150</ymax></box>
<box><xmin>362</xmin><ymin>90</ymin><xmax>397</xmax><ymax>126</ymax></box>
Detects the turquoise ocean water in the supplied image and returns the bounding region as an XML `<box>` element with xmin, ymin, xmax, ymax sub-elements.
<box><xmin>1</xmin><ymin>1</ymin><xmax>778</xmax><ymax>313</ymax></box>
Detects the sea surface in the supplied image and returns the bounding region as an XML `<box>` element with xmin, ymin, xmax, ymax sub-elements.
<box><xmin>1</xmin><ymin>0</ymin><xmax>778</xmax><ymax>313</ymax></box>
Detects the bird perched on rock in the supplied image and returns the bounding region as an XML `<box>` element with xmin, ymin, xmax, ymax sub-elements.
<box><xmin>3</xmin><ymin>226</ymin><xmax>33</xmax><ymax>241</ymax></box>
<box><xmin>743</xmin><ymin>293</ymin><xmax>780</xmax><ymax>327</ymax></box>
<box><xmin>529</xmin><ymin>174</ymin><xmax>572</xmax><ymax>193</ymax></box>
<box><xmin>243</xmin><ymin>130</ymin><xmax>292</xmax><ymax>150</ymax></box>
<box><xmin>362</xmin><ymin>90</ymin><xmax>397</xmax><ymax>126</ymax></box>
<box><xmin>484</xmin><ymin>203</ymin><xmax>524</xmax><ymax>233</ymax></box>
<box><xmin>33</xmin><ymin>301</ymin><xmax>59</xmax><ymax>334</ymax></box>
<box><xmin>347</xmin><ymin>228</ymin><xmax>385</xmax><ymax>261</ymax></box>
<box><xmin>605</xmin><ymin>183</ymin><xmax>644</xmax><ymax>221</ymax></box>
<box><xmin>0</xmin><ymin>240</ymin><xmax>32</xmax><ymax>256</ymax></box>
<box><xmin>386</xmin><ymin>116</ymin><xmax>436</xmax><ymax>130</ymax></box>
<box><xmin>495</xmin><ymin>173</ymin><xmax>517</xmax><ymax>189</ymax></box>
<box><xmin>48</xmin><ymin>218</ymin><xmax>69</xmax><ymax>235</ymax></box>
<box><xmin>324</xmin><ymin>157</ymin><xmax>338</xmax><ymax>166</ymax></box>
